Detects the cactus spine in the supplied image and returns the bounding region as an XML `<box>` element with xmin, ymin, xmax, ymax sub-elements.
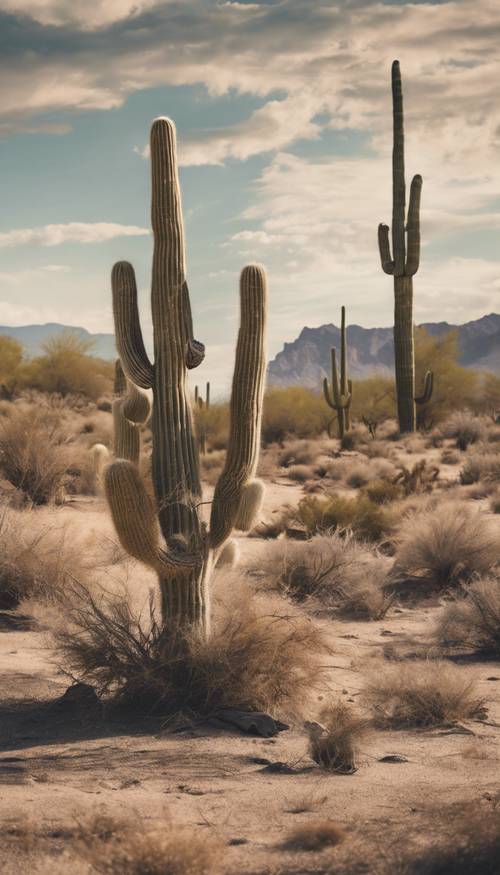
<box><xmin>378</xmin><ymin>61</ymin><xmax>432</xmax><ymax>433</ymax></box>
<box><xmin>106</xmin><ymin>117</ymin><xmax>267</xmax><ymax>639</ymax></box>
<box><xmin>323</xmin><ymin>306</ymin><xmax>352</xmax><ymax>439</ymax></box>
<box><xmin>112</xmin><ymin>359</ymin><xmax>151</xmax><ymax>465</ymax></box>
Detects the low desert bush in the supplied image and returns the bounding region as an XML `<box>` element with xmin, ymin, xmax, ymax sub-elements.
<box><xmin>257</xmin><ymin>534</ymin><xmax>391</xmax><ymax>619</ymax></box>
<box><xmin>402</xmin><ymin>806</ymin><xmax>500</xmax><ymax>875</ymax></box>
<box><xmin>278</xmin><ymin>439</ymin><xmax>316</xmax><ymax>468</ymax></box>
<box><xmin>262</xmin><ymin>387</ymin><xmax>329</xmax><ymax>444</ymax></box>
<box><xmin>200</xmin><ymin>449</ymin><xmax>225</xmax><ymax>486</ymax></box>
<box><xmin>443</xmin><ymin>411</ymin><xmax>487</xmax><ymax>450</ymax></box>
<box><xmin>283</xmin><ymin>821</ymin><xmax>345</xmax><ymax>852</ymax></box>
<box><xmin>307</xmin><ymin>700</ymin><xmax>368</xmax><ymax>773</ymax></box>
<box><xmin>76</xmin><ymin>811</ymin><xmax>222</xmax><ymax>875</ymax></box>
<box><xmin>441</xmin><ymin>448</ymin><xmax>461</xmax><ymax>465</ymax></box>
<box><xmin>460</xmin><ymin>451</ymin><xmax>500</xmax><ymax>485</ymax></box>
<box><xmin>0</xmin><ymin>507</ymin><xmax>94</xmax><ymax>609</ymax></box>
<box><xmin>436</xmin><ymin>578</ymin><xmax>500</xmax><ymax>657</ymax></box>
<box><xmin>0</xmin><ymin>407</ymin><xmax>72</xmax><ymax>504</ymax></box>
<box><xmin>393</xmin><ymin>503</ymin><xmax>500</xmax><ymax>595</ymax></box>
<box><xmin>363</xmin><ymin>478</ymin><xmax>402</xmax><ymax>505</ymax></box>
<box><xmin>287</xmin><ymin>463</ymin><xmax>315</xmax><ymax>483</ymax></box>
<box><xmin>295</xmin><ymin>494</ymin><xmax>396</xmax><ymax>542</ymax></box>
<box><xmin>363</xmin><ymin>660</ymin><xmax>486</xmax><ymax>727</ymax></box>
<box><xmin>345</xmin><ymin>463</ymin><xmax>371</xmax><ymax>489</ymax></box>
<box><xmin>56</xmin><ymin>576</ymin><xmax>331</xmax><ymax>717</ymax></box>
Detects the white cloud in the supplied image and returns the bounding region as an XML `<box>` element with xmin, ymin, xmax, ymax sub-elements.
<box><xmin>0</xmin><ymin>222</ymin><xmax>149</xmax><ymax>247</ymax></box>
<box><xmin>0</xmin><ymin>0</ymin><xmax>161</xmax><ymax>28</ymax></box>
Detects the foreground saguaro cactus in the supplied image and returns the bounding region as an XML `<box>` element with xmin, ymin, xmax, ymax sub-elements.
<box><xmin>112</xmin><ymin>359</ymin><xmax>151</xmax><ymax>465</ymax></box>
<box><xmin>105</xmin><ymin>117</ymin><xmax>267</xmax><ymax>639</ymax></box>
<box><xmin>323</xmin><ymin>306</ymin><xmax>352</xmax><ymax>439</ymax></box>
<box><xmin>378</xmin><ymin>60</ymin><xmax>432</xmax><ymax>433</ymax></box>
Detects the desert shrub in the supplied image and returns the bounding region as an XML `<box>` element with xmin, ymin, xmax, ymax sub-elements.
<box><xmin>287</xmin><ymin>464</ymin><xmax>315</xmax><ymax>483</ymax></box>
<box><xmin>77</xmin><ymin>812</ymin><xmax>222</xmax><ymax>875</ymax></box>
<box><xmin>441</xmin><ymin>448</ymin><xmax>461</xmax><ymax>465</ymax></box>
<box><xmin>436</xmin><ymin>578</ymin><xmax>500</xmax><ymax>657</ymax></box>
<box><xmin>393</xmin><ymin>503</ymin><xmax>500</xmax><ymax>595</ymax></box>
<box><xmin>363</xmin><ymin>660</ymin><xmax>486</xmax><ymax>727</ymax></box>
<box><xmin>56</xmin><ymin>576</ymin><xmax>331</xmax><ymax>717</ymax></box>
<box><xmin>283</xmin><ymin>821</ymin><xmax>345</xmax><ymax>852</ymax></box>
<box><xmin>392</xmin><ymin>459</ymin><xmax>440</xmax><ymax>495</ymax></box>
<box><xmin>345</xmin><ymin>463</ymin><xmax>371</xmax><ymax>489</ymax></box>
<box><xmin>21</xmin><ymin>331</ymin><xmax>113</xmax><ymax>400</ymax></box>
<box><xmin>295</xmin><ymin>494</ymin><xmax>396</xmax><ymax>542</ymax></box>
<box><xmin>351</xmin><ymin>376</ymin><xmax>395</xmax><ymax>424</ymax></box>
<box><xmin>193</xmin><ymin>401</ymin><xmax>229</xmax><ymax>451</ymax></box>
<box><xmin>460</xmin><ymin>451</ymin><xmax>500</xmax><ymax>485</ymax></box>
<box><xmin>262</xmin><ymin>387</ymin><xmax>329</xmax><ymax>443</ymax></box>
<box><xmin>364</xmin><ymin>479</ymin><xmax>402</xmax><ymax>505</ymax></box>
<box><xmin>257</xmin><ymin>534</ymin><xmax>391</xmax><ymax>619</ymax></box>
<box><xmin>278</xmin><ymin>439</ymin><xmax>316</xmax><ymax>468</ymax></box>
<box><xmin>415</xmin><ymin>329</ymin><xmax>479</xmax><ymax>425</ymax></box>
<box><xmin>490</xmin><ymin>489</ymin><xmax>500</xmax><ymax>514</ymax></box>
<box><xmin>443</xmin><ymin>411</ymin><xmax>487</xmax><ymax>450</ymax></box>
<box><xmin>0</xmin><ymin>507</ymin><xmax>95</xmax><ymax>609</ymax></box>
<box><xmin>96</xmin><ymin>397</ymin><xmax>112</xmax><ymax>412</ymax></box>
<box><xmin>0</xmin><ymin>335</ymin><xmax>24</xmax><ymax>398</ymax></box>
<box><xmin>0</xmin><ymin>407</ymin><xmax>72</xmax><ymax>504</ymax></box>
<box><xmin>315</xmin><ymin>458</ymin><xmax>344</xmax><ymax>481</ymax></box>
<box><xmin>307</xmin><ymin>700</ymin><xmax>368</xmax><ymax>773</ymax></box>
<box><xmin>403</xmin><ymin>807</ymin><xmax>500</xmax><ymax>875</ymax></box>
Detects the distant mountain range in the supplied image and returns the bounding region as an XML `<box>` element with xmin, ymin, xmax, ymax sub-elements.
<box><xmin>268</xmin><ymin>313</ymin><xmax>500</xmax><ymax>388</ymax></box>
<box><xmin>2</xmin><ymin>314</ymin><xmax>500</xmax><ymax>388</ymax></box>
<box><xmin>0</xmin><ymin>323</ymin><xmax>116</xmax><ymax>361</ymax></box>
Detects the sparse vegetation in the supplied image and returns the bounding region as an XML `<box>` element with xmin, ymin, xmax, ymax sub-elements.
<box><xmin>295</xmin><ymin>493</ymin><xmax>396</xmax><ymax>542</ymax></box>
<box><xmin>443</xmin><ymin>410</ymin><xmax>487</xmax><ymax>450</ymax></box>
<box><xmin>436</xmin><ymin>578</ymin><xmax>500</xmax><ymax>657</ymax></box>
<box><xmin>307</xmin><ymin>700</ymin><xmax>368</xmax><ymax>773</ymax></box>
<box><xmin>364</xmin><ymin>660</ymin><xmax>486</xmax><ymax>727</ymax></box>
<box><xmin>283</xmin><ymin>821</ymin><xmax>345</xmax><ymax>852</ymax></box>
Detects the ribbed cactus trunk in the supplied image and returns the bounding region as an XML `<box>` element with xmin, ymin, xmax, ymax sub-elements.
<box><xmin>378</xmin><ymin>61</ymin><xmax>429</xmax><ymax>434</ymax></box>
<box><xmin>106</xmin><ymin>117</ymin><xmax>267</xmax><ymax>642</ymax></box>
<box><xmin>112</xmin><ymin>359</ymin><xmax>150</xmax><ymax>465</ymax></box>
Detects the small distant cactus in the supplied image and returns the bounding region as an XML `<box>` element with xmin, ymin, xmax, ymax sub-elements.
<box><xmin>89</xmin><ymin>442</ymin><xmax>110</xmax><ymax>494</ymax></box>
<box><xmin>378</xmin><ymin>61</ymin><xmax>432</xmax><ymax>433</ymax></box>
<box><xmin>105</xmin><ymin>117</ymin><xmax>267</xmax><ymax>639</ymax></box>
<box><xmin>112</xmin><ymin>359</ymin><xmax>150</xmax><ymax>465</ymax></box>
<box><xmin>323</xmin><ymin>306</ymin><xmax>352</xmax><ymax>439</ymax></box>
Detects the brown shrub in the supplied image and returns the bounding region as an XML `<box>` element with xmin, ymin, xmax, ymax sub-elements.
<box><xmin>287</xmin><ymin>464</ymin><xmax>315</xmax><ymax>483</ymax></box>
<box><xmin>55</xmin><ymin>576</ymin><xmax>331</xmax><ymax>718</ymax></box>
<box><xmin>279</xmin><ymin>439</ymin><xmax>316</xmax><ymax>468</ymax></box>
<box><xmin>443</xmin><ymin>411</ymin><xmax>487</xmax><ymax>450</ymax></box>
<box><xmin>295</xmin><ymin>494</ymin><xmax>396</xmax><ymax>542</ymax></box>
<box><xmin>363</xmin><ymin>661</ymin><xmax>486</xmax><ymax>728</ymax></box>
<box><xmin>402</xmin><ymin>806</ymin><xmax>500</xmax><ymax>875</ymax></box>
<box><xmin>0</xmin><ymin>406</ymin><xmax>72</xmax><ymax>504</ymax></box>
<box><xmin>460</xmin><ymin>452</ymin><xmax>500</xmax><ymax>485</ymax></box>
<box><xmin>436</xmin><ymin>578</ymin><xmax>500</xmax><ymax>657</ymax></box>
<box><xmin>76</xmin><ymin>811</ymin><xmax>223</xmax><ymax>875</ymax></box>
<box><xmin>283</xmin><ymin>821</ymin><xmax>345</xmax><ymax>852</ymax></box>
<box><xmin>200</xmin><ymin>449</ymin><xmax>226</xmax><ymax>486</ymax></box>
<box><xmin>307</xmin><ymin>700</ymin><xmax>368</xmax><ymax>773</ymax></box>
<box><xmin>393</xmin><ymin>502</ymin><xmax>500</xmax><ymax>595</ymax></box>
<box><xmin>256</xmin><ymin>534</ymin><xmax>391</xmax><ymax>619</ymax></box>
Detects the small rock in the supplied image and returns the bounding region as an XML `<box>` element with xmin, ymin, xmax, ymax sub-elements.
<box><xmin>228</xmin><ymin>838</ymin><xmax>248</xmax><ymax>846</ymax></box>
<box><xmin>53</xmin><ymin>683</ymin><xmax>101</xmax><ymax>714</ymax></box>
<box><xmin>378</xmin><ymin>754</ymin><xmax>409</xmax><ymax>763</ymax></box>
<box><xmin>486</xmin><ymin>676</ymin><xmax>500</xmax><ymax>681</ymax></box>
<box><xmin>215</xmin><ymin>709</ymin><xmax>289</xmax><ymax>737</ymax></box>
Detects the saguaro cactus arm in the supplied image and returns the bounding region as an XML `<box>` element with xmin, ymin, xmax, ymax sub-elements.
<box><xmin>209</xmin><ymin>264</ymin><xmax>267</xmax><ymax>549</ymax></box>
<box><xmin>112</xmin><ymin>262</ymin><xmax>154</xmax><ymax>389</ymax></box>
<box><xmin>405</xmin><ymin>174</ymin><xmax>422</xmax><ymax>276</ymax></box>
<box><xmin>378</xmin><ymin>224</ymin><xmax>394</xmax><ymax>275</ymax></box>
<box><xmin>415</xmin><ymin>370</ymin><xmax>434</xmax><ymax>405</ymax></box>
<box><xmin>112</xmin><ymin>359</ymin><xmax>151</xmax><ymax>464</ymax></box>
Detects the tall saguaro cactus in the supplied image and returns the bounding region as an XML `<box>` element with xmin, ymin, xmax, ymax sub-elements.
<box><xmin>378</xmin><ymin>61</ymin><xmax>432</xmax><ymax>433</ymax></box>
<box><xmin>105</xmin><ymin>117</ymin><xmax>267</xmax><ymax>639</ymax></box>
<box><xmin>323</xmin><ymin>305</ymin><xmax>352</xmax><ymax>439</ymax></box>
<box><xmin>112</xmin><ymin>359</ymin><xmax>151</xmax><ymax>465</ymax></box>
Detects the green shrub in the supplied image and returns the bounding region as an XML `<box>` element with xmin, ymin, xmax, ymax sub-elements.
<box><xmin>295</xmin><ymin>494</ymin><xmax>395</xmax><ymax>542</ymax></box>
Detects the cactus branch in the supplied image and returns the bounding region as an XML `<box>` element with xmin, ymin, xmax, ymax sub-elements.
<box><xmin>405</xmin><ymin>174</ymin><xmax>422</xmax><ymax>276</ymax></box>
<box><xmin>378</xmin><ymin>224</ymin><xmax>394</xmax><ymax>274</ymax></box>
<box><xmin>415</xmin><ymin>370</ymin><xmax>434</xmax><ymax>405</ymax></box>
<box><xmin>112</xmin><ymin>262</ymin><xmax>154</xmax><ymax>389</ymax></box>
<box><xmin>209</xmin><ymin>264</ymin><xmax>267</xmax><ymax>549</ymax></box>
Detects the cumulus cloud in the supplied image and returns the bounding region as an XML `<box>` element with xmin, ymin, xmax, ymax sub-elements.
<box><xmin>0</xmin><ymin>0</ymin><xmax>162</xmax><ymax>29</ymax></box>
<box><xmin>0</xmin><ymin>222</ymin><xmax>149</xmax><ymax>247</ymax></box>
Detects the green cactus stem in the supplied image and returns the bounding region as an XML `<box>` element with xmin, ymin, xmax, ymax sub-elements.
<box><xmin>195</xmin><ymin>382</ymin><xmax>210</xmax><ymax>454</ymax></box>
<box><xmin>112</xmin><ymin>359</ymin><xmax>151</xmax><ymax>465</ymax></box>
<box><xmin>378</xmin><ymin>61</ymin><xmax>432</xmax><ymax>433</ymax></box>
<box><xmin>105</xmin><ymin>117</ymin><xmax>267</xmax><ymax>638</ymax></box>
<box><xmin>415</xmin><ymin>370</ymin><xmax>433</xmax><ymax>405</ymax></box>
<box><xmin>322</xmin><ymin>306</ymin><xmax>352</xmax><ymax>439</ymax></box>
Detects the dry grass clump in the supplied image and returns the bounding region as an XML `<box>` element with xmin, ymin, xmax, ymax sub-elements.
<box><xmin>363</xmin><ymin>478</ymin><xmax>402</xmax><ymax>505</ymax></box>
<box><xmin>403</xmin><ymin>806</ymin><xmax>500</xmax><ymax>875</ymax></box>
<box><xmin>295</xmin><ymin>494</ymin><xmax>396</xmax><ymax>542</ymax></box>
<box><xmin>443</xmin><ymin>411</ymin><xmax>487</xmax><ymax>450</ymax></box>
<box><xmin>0</xmin><ymin>406</ymin><xmax>72</xmax><ymax>504</ymax></box>
<box><xmin>345</xmin><ymin>463</ymin><xmax>371</xmax><ymax>489</ymax></box>
<box><xmin>363</xmin><ymin>660</ymin><xmax>486</xmax><ymax>728</ymax></box>
<box><xmin>279</xmin><ymin>439</ymin><xmax>316</xmax><ymax>468</ymax></box>
<box><xmin>0</xmin><ymin>507</ymin><xmax>95</xmax><ymax>609</ymax></box>
<box><xmin>56</xmin><ymin>576</ymin><xmax>331</xmax><ymax>717</ymax></box>
<box><xmin>283</xmin><ymin>820</ymin><xmax>345</xmax><ymax>852</ymax></box>
<box><xmin>460</xmin><ymin>451</ymin><xmax>500</xmax><ymax>485</ymax></box>
<box><xmin>307</xmin><ymin>700</ymin><xmax>368</xmax><ymax>773</ymax></box>
<box><xmin>287</xmin><ymin>463</ymin><xmax>315</xmax><ymax>483</ymax></box>
<box><xmin>75</xmin><ymin>811</ymin><xmax>223</xmax><ymax>875</ymax></box>
<box><xmin>257</xmin><ymin>534</ymin><xmax>391</xmax><ymax>619</ymax></box>
<box><xmin>393</xmin><ymin>502</ymin><xmax>500</xmax><ymax>595</ymax></box>
<box><xmin>436</xmin><ymin>578</ymin><xmax>500</xmax><ymax>657</ymax></box>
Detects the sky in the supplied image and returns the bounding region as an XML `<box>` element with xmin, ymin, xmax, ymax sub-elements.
<box><xmin>0</xmin><ymin>0</ymin><xmax>499</xmax><ymax>393</ymax></box>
